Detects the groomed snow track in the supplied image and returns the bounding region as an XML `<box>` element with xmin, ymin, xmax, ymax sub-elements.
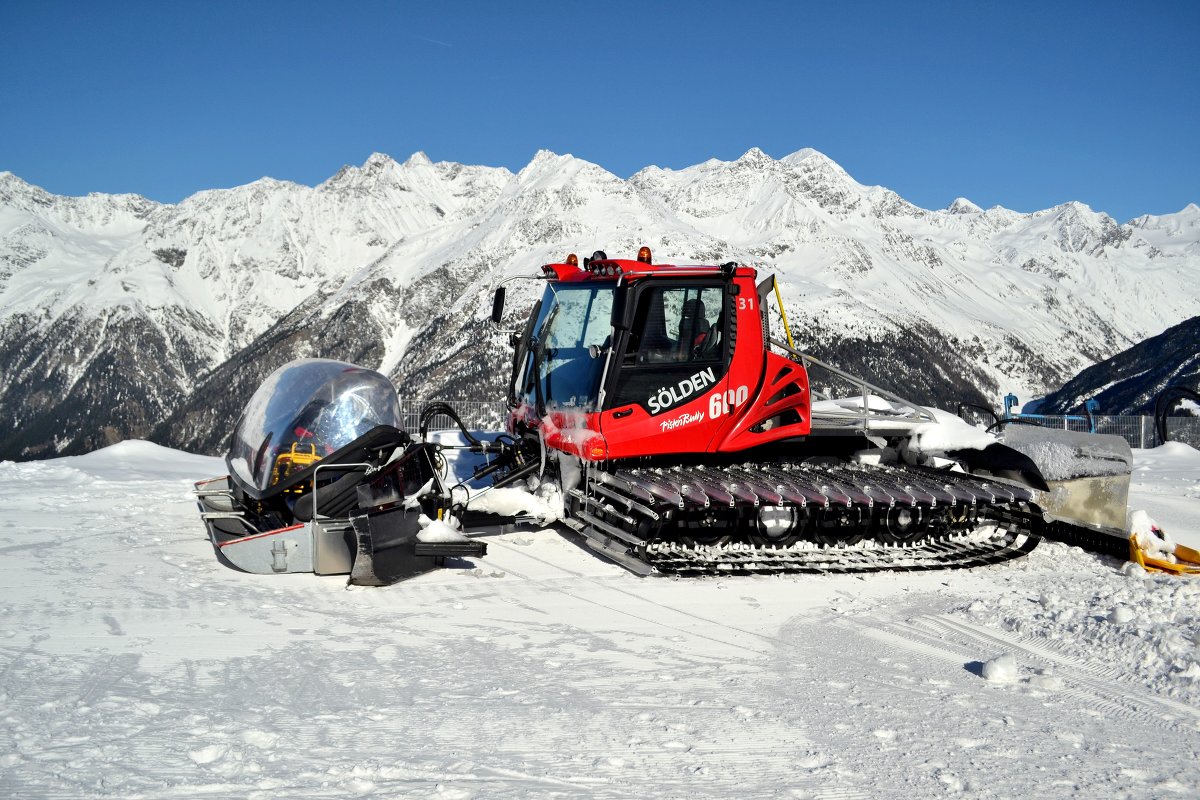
<box><xmin>568</xmin><ymin>462</ymin><xmax>1042</xmax><ymax>575</ymax></box>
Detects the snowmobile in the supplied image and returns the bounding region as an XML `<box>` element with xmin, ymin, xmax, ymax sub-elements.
<box><xmin>193</xmin><ymin>360</ymin><xmax>489</xmax><ymax>585</ymax></box>
<box><xmin>195</xmin><ymin>249</ymin><xmax>1135</xmax><ymax>584</ymax></box>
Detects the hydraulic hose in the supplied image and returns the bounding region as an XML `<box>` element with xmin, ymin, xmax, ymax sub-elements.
<box><xmin>1154</xmin><ymin>385</ymin><xmax>1200</xmax><ymax>444</ymax></box>
<box><xmin>419</xmin><ymin>402</ymin><xmax>483</xmax><ymax>446</ymax></box>
<box><xmin>957</xmin><ymin>402</ymin><xmax>1000</xmax><ymax>428</ymax></box>
<box><xmin>985</xmin><ymin>417</ymin><xmax>1045</xmax><ymax>433</ymax></box>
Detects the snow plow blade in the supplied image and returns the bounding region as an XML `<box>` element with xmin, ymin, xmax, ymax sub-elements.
<box><xmin>348</xmin><ymin>506</ymin><xmax>487</xmax><ymax>586</ymax></box>
<box><xmin>348</xmin><ymin>443</ymin><xmax>487</xmax><ymax>586</ymax></box>
<box><xmin>1129</xmin><ymin>536</ymin><xmax>1200</xmax><ymax>576</ymax></box>
<box><xmin>1001</xmin><ymin>425</ymin><xmax>1132</xmax><ymax>524</ymax></box>
<box><xmin>975</xmin><ymin>426</ymin><xmax>1134</xmax><ymax>556</ymax></box>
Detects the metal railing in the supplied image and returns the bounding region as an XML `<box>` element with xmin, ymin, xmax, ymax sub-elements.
<box><xmin>399</xmin><ymin>399</ymin><xmax>506</xmax><ymax>433</ymax></box>
<box><xmin>769</xmin><ymin>338</ymin><xmax>936</xmax><ymax>432</ymax></box>
<box><xmin>1016</xmin><ymin>414</ymin><xmax>1200</xmax><ymax>449</ymax></box>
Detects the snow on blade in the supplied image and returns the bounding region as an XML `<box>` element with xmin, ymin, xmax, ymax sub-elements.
<box><xmin>415</xmin><ymin>514</ymin><xmax>469</xmax><ymax>543</ymax></box>
<box><xmin>905</xmin><ymin>407</ymin><xmax>999</xmax><ymax>457</ymax></box>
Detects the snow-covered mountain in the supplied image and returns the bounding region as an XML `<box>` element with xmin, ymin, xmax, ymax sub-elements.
<box><xmin>2</xmin><ymin>150</ymin><xmax>1197</xmax><ymax>458</ymax></box>
<box><xmin>1032</xmin><ymin>315</ymin><xmax>1200</xmax><ymax>416</ymax></box>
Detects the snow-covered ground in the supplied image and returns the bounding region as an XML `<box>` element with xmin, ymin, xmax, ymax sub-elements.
<box><xmin>2</xmin><ymin>441</ymin><xmax>1199</xmax><ymax>798</ymax></box>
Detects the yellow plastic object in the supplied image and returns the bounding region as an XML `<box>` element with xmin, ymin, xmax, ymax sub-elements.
<box><xmin>271</xmin><ymin>443</ymin><xmax>321</xmax><ymax>488</ymax></box>
<box><xmin>772</xmin><ymin>276</ymin><xmax>795</xmax><ymax>351</ymax></box>
<box><xmin>1128</xmin><ymin>535</ymin><xmax>1200</xmax><ymax>576</ymax></box>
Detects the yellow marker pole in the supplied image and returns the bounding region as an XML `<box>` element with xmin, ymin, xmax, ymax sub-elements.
<box><xmin>773</xmin><ymin>276</ymin><xmax>796</xmax><ymax>351</ymax></box>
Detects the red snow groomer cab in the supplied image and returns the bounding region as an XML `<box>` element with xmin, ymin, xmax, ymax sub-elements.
<box><xmin>502</xmin><ymin>249</ymin><xmax>810</xmax><ymax>464</ymax></box>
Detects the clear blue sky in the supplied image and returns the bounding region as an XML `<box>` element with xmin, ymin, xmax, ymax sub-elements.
<box><xmin>2</xmin><ymin>0</ymin><xmax>1196</xmax><ymax>221</ymax></box>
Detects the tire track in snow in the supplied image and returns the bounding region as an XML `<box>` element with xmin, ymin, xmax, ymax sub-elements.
<box><xmin>475</xmin><ymin>540</ymin><xmax>870</xmax><ymax>800</ymax></box>
<box><xmin>921</xmin><ymin>615</ymin><xmax>1200</xmax><ymax>731</ymax></box>
<box><xmin>849</xmin><ymin>613</ymin><xmax>1200</xmax><ymax>734</ymax></box>
<box><xmin>61</xmin><ymin>572</ymin><xmax>835</xmax><ymax>800</ymax></box>
<box><xmin>483</xmin><ymin>538</ymin><xmax>778</xmax><ymax>655</ymax></box>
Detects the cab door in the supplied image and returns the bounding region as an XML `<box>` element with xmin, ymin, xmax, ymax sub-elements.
<box><xmin>599</xmin><ymin>280</ymin><xmax>732</xmax><ymax>458</ymax></box>
<box><xmin>508</xmin><ymin>298</ymin><xmax>541</xmax><ymax>408</ymax></box>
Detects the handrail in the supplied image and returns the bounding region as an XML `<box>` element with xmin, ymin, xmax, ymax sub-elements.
<box><xmin>768</xmin><ymin>337</ymin><xmax>937</xmax><ymax>430</ymax></box>
<box><xmin>311</xmin><ymin>462</ymin><xmax>371</xmax><ymax>520</ymax></box>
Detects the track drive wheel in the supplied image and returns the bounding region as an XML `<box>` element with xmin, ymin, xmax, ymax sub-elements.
<box><xmin>812</xmin><ymin>506</ymin><xmax>868</xmax><ymax>547</ymax></box>
<box><xmin>876</xmin><ymin>506</ymin><xmax>930</xmax><ymax>545</ymax></box>
<box><xmin>677</xmin><ymin>512</ymin><xmax>732</xmax><ymax>548</ymax></box>
<box><xmin>747</xmin><ymin>505</ymin><xmax>809</xmax><ymax>548</ymax></box>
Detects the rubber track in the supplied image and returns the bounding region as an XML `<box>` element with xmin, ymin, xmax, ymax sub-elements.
<box><xmin>574</xmin><ymin>462</ymin><xmax>1042</xmax><ymax>575</ymax></box>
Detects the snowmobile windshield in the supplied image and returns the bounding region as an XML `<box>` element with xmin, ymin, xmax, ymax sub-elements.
<box><xmin>226</xmin><ymin>359</ymin><xmax>403</xmax><ymax>494</ymax></box>
<box><xmin>528</xmin><ymin>282</ymin><xmax>615</xmax><ymax>411</ymax></box>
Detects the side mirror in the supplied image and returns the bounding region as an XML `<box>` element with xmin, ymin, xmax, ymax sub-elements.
<box><xmin>609</xmin><ymin>287</ymin><xmax>627</xmax><ymax>330</ymax></box>
<box><xmin>491</xmin><ymin>287</ymin><xmax>506</xmax><ymax>324</ymax></box>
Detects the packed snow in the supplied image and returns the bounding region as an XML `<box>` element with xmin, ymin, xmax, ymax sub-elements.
<box><xmin>415</xmin><ymin>514</ymin><xmax>469</xmax><ymax>544</ymax></box>
<box><xmin>905</xmin><ymin>407</ymin><xmax>1000</xmax><ymax>456</ymax></box>
<box><xmin>1</xmin><ymin>439</ymin><xmax>1199</xmax><ymax>798</ymax></box>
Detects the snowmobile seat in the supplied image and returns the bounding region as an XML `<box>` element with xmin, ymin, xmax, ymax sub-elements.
<box><xmin>293</xmin><ymin>467</ymin><xmax>369</xmax><ymax>522</ymax></box>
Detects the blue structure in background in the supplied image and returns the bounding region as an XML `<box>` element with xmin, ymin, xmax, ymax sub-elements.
<box><xmin>1005</xmin><ymin>393</ymin><xmax>1098</xmax><ymax>432</ymax></box>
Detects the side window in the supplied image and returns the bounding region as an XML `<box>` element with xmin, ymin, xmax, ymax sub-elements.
<box><xmin>624</xmin><ymin>285</ymin><xmax>724</xmax><ymax>365</ymax></box>
<box><xmin>510</xmin><ymin>299</ymin><xmax>541</xmax><ymax>406</ymax></box>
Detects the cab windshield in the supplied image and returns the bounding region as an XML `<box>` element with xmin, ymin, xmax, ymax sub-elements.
<box><xmin>527</xmin><ymin>283</ymin><xmax>615</xmax><ymax>410</ymax></box>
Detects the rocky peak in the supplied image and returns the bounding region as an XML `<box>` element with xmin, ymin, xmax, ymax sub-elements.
<box><xmin>320</xmin><ymin>152</ymin><xmax>406</xmax><ymax>192</ymax></box>
<box><xmin>736</xmin><ymin>147</ymin><xmax>774</xmax><ymax>166</ymax></box>
<box><xmin>0</xmin><ymin>172</ymin><xmax>52</xmax><ymax>209</ymax></box>
<box><xmin>946</xmin><ymin>197</ymin><xmax>983</xmax><ymax>214</ymax></box>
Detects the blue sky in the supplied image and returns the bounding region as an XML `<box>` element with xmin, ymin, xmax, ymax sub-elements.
<box><xmin>2</xmin><ymin>0</ymin><xmax>1196</xmax><ymax>220</ymax></box>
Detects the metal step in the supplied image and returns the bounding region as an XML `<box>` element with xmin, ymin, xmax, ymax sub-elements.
<box><xmin>413</xmin><ymin>541</ymin><xmax>489</xmax><ymax>558</ymax></box>
<box><xmin>580</xmin><ymin>529</ymin><xmax>655</xmax><ymax>576</ymax></box>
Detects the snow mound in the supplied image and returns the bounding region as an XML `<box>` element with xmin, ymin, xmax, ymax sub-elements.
<box><xmin>50</xmin><ymin>439</ymin><xmax>223</xmax><ymax>481</ymax></box>
<box><xmin>982</xmin><ymin>653</ymin><xmax>1018</xmax><ymax>683</ymax></box>
<box><xmin>1108</xmin><ymin>606</ymin><xmax>1134</xmax><ymax>624</ymax></box>
<box><xmin>463</xmin><ymin>485</ymin><xmax>563</xmax><ymax>524</ymax></box>
<box><xmin>906</xmin><ymin>408</ymin><xmax>998</xmax><ymax>458</ymax></box>
<box><xmin>1140</xmin><ymin>440</ymin><xmax>1200</xmax><ymax>465</ymax></box>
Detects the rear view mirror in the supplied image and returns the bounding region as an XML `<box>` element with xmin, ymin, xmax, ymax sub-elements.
<box><xmin>491</xmin><ymin>287</ymin><xmax>506</xmax><ymax>324</ymax></box>
<box><xmin>609</xmin><ymin>287</ymin><xmax>627</xmax><ymax>330</ymax></box>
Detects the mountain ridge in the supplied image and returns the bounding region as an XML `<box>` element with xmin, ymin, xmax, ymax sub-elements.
<box><xmin>1032</xmin><ymin>316</ymin><xmax>1200</xmax><ymax>416</ymax></box>
<box><xmin>1</xmin><ymin>148</ymin><xmax>1197</xmax><ymax>459</ymax></box>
